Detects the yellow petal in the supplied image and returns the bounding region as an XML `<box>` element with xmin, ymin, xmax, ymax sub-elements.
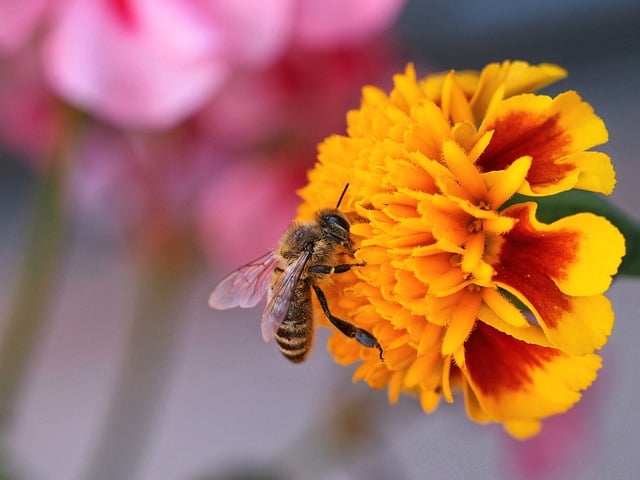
<box><xmin>442</xmin><ymin>140</ymin><xmax>487</xmax><ymax>200</ymax></box>
<box><xmin>388</xmin><ymin>370</ymin><xmax>405</xmax><ymax>404</ymax></box>
<box><xmin>484</xmin><ymin>156</ymin><xmax>532</xmax><ymax>208</ymax></box>
<box><xmin>481</xmin><ymin>287</ymin><xmax>529</xmax><ymax>328</ymax></box>
<box><xmin>441</xmin><ymin>289</ymin><xmax>481</xmax><ymax>355</ymax></box>
<box><xmin>546</xmin><ymin>212</ymin><xmax>625</xmax><ymax>295</ymax></box>
<box><xmin>499</xmin><ymin>204</ymin><xmax>625</xmax><ymax>297</ymax></box>
<box><xmin>407</xmin><ymin>100</ymin><xmax>452</xmax><ymax>158</ymax></box>
<box><xmin>503</xmin><ymin>419</ymin><xmax>542</xmax><ymax>439</ymax></box>
<box><xmin>461</xmin><ymin>233</ymin><xmax>485</xmax><ymax>273</ymax></box>
<box><xmin>462</xmin><ymin>377</ymin><xmax>492</xmax><ymax>423</ymax></box>
<box><xmin>442</xmin><ymin>71</ymin><xmax>475</xmax><ymax>123</ymax></box>
<box><xmin>390</xmin><ymin>63</ymin><xmax>423</xmax><ymax>112</ymax></box>
<box><xmin>418</xmin><ymin>323</ymin><xmax>444</xmax><ymax>355</ymax></box>
<box><xmin>493</xmin><ymin>204</ymin><xmax>623</xmax><ymax>354</ymax></box>
<box><xmin>442</xmin><ymin>355</ymin><xmax>454</xmax><ymax>403</ymax></box>
<box><xmin>565</xmin><ymin>151</ymin><xmax>616</xmax><ymax>195</ymax></box>
<box><xmin>471</xmin><ymin>60</ymin><xmax>567</xmax><ymax>121</ymax></box>
<box><xmin>477</xmin><ymin>91</ymin><xmax>612</xmax><ymax>195</ymax></box>
<box><xmin>420</xmin><ymin>389</ymin><xmax>441</xmax><ymax>413</ymax></box>
<box><xmin>461</xmin><ymin>322</ymin><xmax>601</xmax><ymax>430</ymax></box>
<box><xmin>405</xmin><ymin>350</ymin><xmax>440</xmax><ymax>387</ymax></box>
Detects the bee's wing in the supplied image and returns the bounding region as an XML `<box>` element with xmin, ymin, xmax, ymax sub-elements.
<box><xmin>209</xmin><ymin>252</ymin><xmax>280</xmax><ymax>310</ymax></box>
<box><xmin>260</xmin><ymin>248</ymin><xmax>311</xmax><ymax>343</ymax></box>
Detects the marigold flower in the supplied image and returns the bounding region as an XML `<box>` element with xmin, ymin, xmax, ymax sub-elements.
<box><xmin>297</xmin><ymin>61</ymin><xmax>625</xmax><ymax>438</ymax></box>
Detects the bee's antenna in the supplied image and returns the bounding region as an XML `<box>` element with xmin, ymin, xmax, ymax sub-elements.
<box><xmin>336</xmin><ymin>183</ymin><xmax>350</xmax><ymax>209</ymax></box>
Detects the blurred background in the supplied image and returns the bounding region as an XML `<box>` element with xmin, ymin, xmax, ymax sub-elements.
<box><xmin>1</xmin><ymin>1</ymin><xmax>639</xmax><ymax>479</ymax></box>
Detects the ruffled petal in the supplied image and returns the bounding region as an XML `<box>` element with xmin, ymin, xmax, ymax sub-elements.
<box><xmin>558</xmin><ymin>151</ymin><xmax>615</xmax><ymax>195</ymax></box>
<box><xmin>492</xmin><ymin>203</ymin><xmax>623</xmax><ymax>354</ymax></box>
<box><xmin>421</xmin><ymin>61</ymin><xmax>566</xmax><ymax>122</ymax></box>
<box><xmin>477</xmin><ymin>91</ymin><xmax>612</xmax><ymax>195</ymax></box>
<box><xmin>503</xmin><ymin>203</ymin><xmax>624</xmax><ymax>295</ymax></box>
<box><xmin>470</xmin><ymin>61</ymin><xmax>567</xmax><ymax>121</ymax></box>
<box><xmin>483</xmin><ymin>156</ymin><xmax>531</xmax><ymax>209</ymax></box>
<box><xmin>442</xmin><ymin>139</ymin><xmax>486</xmax><ymax>200</ymax></box>
<box><xmin>441</xmin><ymin>71</ymin><xmax>475</xmax><ymax>124</ymax></box>
<box><xmin>441</xmin><ymin>288</ymin><xmax>482</xmax><ymax>355</ymax></box>
<box><xmin>461</xmin><ymin>322</ymin><xmax>601</xmax><ymax>439</ymax></box>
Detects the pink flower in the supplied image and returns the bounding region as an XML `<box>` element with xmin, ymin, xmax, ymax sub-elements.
<box><xmin>0</xmin><ymin>47</ymin><xmax>60</xmax><ymax>165</ymax></box>
<box><xmin>33</xmin><ymin>0</ymin><xmax>405</xmax><ymax>129</ymax></box>
<box><xmin>0</xmin><ymin>0</ymin><xmax>52</xmax><ymax>54</ymax></box>
<box><xmin>63</xmin><ymin>36</ymin><xmax>400</xmax><ymax>268</ymax></box>
<box><xmin>194</xmin><ymin>40</ymin><xmax>401</xmax><ymax>267</ymax></box>
<box><xmin>197</xmin><ymin>157</ymin><xmax>304</xmax><ymax>269</ymax></box>
<box><xmin>69</xmin><ymin>122</ymin><xmax>220</xmax><ymax>259</ymax></box>
<box><xmin>3</xmin><ymin>0</ymin><xmax>297</xmax><ymax>130</ymax></box>
<box><xmin>1</xmin><ymin>0</ymin><xmax>407</xmax><ymax>266</ymax></box>
<box><xmin>195</xmin><ymin>38</ymin><xmax>399</xmax><ymax>151</ymax></box>
<box><xmin>293</xmin><ymin>0</ymin><xmax>407</xmax><ymax>48</ymax></box>
<box><xmin>42</xmin><ymin>0</ymin><xmax>289</xmax><ymax>130</ymax></box>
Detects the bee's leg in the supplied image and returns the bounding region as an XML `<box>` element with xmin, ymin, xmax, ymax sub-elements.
<box><xmin>311</xmin><ymin>284</ymin><xmax>384</xmax><ymax>362</ymax></box>
<box><xmin>307</xmin><ymin>261</ymin><xmax>366</xmax><ymax>275</ymax></box>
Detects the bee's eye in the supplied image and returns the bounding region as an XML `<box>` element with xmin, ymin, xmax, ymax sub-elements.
<box><xmin>327</xmin><ymin>214</ymin><xmax>350</xmax><ymax>232</ymax></box>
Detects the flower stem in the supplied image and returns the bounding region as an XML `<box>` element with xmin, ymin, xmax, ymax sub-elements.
<box><xmin>0</xmin><ymin>162</ymin><xmax>66</xmax><ymax>430</ymax></box>
<box><xmin>80</xmin><ymin>253</ymin><xmax>192</xmax><ymax>480</ymax></box>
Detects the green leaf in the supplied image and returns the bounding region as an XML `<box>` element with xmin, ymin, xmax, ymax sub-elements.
<box><xmin>503</xmin><ymin>190</ymin><xmax>640</xmax><ymax>277</ymax></box>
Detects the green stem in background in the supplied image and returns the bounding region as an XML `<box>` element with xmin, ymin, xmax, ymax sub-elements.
<box><xmin>80</xmin><ymin>252</ymin><xmax>192</xmax><ymax>480</ymax></box>
<box><xmin>0</xmin><ymin>162</ymin><xmax>66</xmax><ymax>430</ymax></box>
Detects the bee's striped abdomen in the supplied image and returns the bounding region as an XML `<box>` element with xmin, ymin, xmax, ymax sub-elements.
<box><xmin>275</xmin><ymin>282</ymin><xmax>313</xmax><ymax>363</ymax></box>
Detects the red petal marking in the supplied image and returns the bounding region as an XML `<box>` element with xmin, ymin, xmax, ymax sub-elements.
<box><xmin>477</xmin><ymin>110</ymin><xmax>572</xmax><ymax>186</ymax></box>
<box><xmin>465</xmin><ymin>322</ymin><xmax>560</xmax><ymax>396</ymax></box>
<box><xmin>492</xmin><ymin>204</ymin><xmax>579</xmax><ymax>329</ymax></box>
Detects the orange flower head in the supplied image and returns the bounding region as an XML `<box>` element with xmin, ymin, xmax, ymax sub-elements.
<box><xmin>297</xmin><ymin>61</ymin><xmax>625</xmax><ymax>438</ymax></box>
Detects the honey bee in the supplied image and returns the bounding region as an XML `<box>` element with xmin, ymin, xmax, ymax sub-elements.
<box><xmin>209</xmin><ymin>184</ymin><xmax>383</xmax><ymax>363</ymax></box>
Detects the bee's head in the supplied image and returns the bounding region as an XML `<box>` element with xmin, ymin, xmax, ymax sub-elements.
<box><xmin>318</xmin><ymin>209</ymin><xmax>352</xmax><ymax>249</ymax></box>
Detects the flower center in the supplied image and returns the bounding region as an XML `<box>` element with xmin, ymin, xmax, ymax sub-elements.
<box><xmin>467</xmin><ymin>218</ymin><xmax>484</xmax><ymax>233</ymax></box>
